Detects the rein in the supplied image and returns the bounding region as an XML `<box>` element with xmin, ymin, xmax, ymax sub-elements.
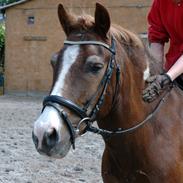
<box><xmin>42</xmin><ymin>37</ymin><xmax>171</xmax><ymax>149</ymax></box>
<box><xmin>86</xmin><ymin>89</ymin><xmax>172</xmax><ymax>139</ymax></box>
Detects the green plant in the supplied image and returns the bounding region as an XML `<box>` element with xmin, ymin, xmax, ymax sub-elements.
<box><xmin>0</xmin><ymin>24</ymin><xmax>5</xmax><ymax>49</ymax></box>
<box><xmin>0</xmin><ymin>0</ymin><xmax>20</xmax><ymax>6</ymax></box>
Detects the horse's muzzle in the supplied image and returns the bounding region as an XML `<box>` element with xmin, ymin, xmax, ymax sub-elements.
<box><xmin>32</xmin><ymin>127</ymin><xmax>59</xmax><ymax>154</ymax></box>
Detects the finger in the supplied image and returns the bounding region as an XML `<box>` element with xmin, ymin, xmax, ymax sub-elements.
<box><xmin>147</xmin><ymin>96</ymin><xmax>157</xmax><ymax>103</ymax></box>
<box><xmin>142</xmin><ymin>87</ymin><xmax>155</xmax><ymax>95</ymax></box>
<box><xmin>146</xmin><ymin>75</ymin><xmax>157</xmax><ymax>83</ymax></box>
<box><xmin>142</xmin><ymin>86</ymin><xmax>153</xmax><ymax>94</ymax></box>
<box><xmin>142</xmin><ymin>91</ymin><xmax>157</xmax><ymax>101</ymax></box>
<box><xmin>144</xmin><ymin>95</ymin><xmax>156</xmax><ymax>102</ymax></box>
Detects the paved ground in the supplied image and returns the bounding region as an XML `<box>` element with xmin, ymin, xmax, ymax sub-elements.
<box><xmin>0</xmin><ymin>95</ymin><xmax>104</xmax><ymax>183</ymax></box>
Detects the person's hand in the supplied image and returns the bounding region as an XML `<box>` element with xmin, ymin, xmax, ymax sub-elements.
<box><xmin>142</xmin><ymin>74</ymin><xmax>173</xmax><ymax>103</ymax></box>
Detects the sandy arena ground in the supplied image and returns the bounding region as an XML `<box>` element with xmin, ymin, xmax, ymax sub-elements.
<box><xmin>0</xmin><ymin>95</ymin><xmax>104</xmax><ymax>183</ymax></box>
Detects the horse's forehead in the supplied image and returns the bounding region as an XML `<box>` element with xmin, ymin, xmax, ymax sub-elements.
<box><xmin>81</xmin><ymin>45</ymin><xmax>102</xmax><ymax>58</ymax></box>
<box><xmin>86</xmin><ymin>45</ymin><xmax>99</xmax><ymax>52</ymax></box>
<box><xmin>60</xmin><ymin>44</ymin><xmax>98</xmax><ymax>66</ymax></box>
<box><xmin>51</xmin><ymin>45</ymin><xmax>80</xmax><ymax>96</ymax></box>
<box><xmin>81</xmin><ymin>42</ymin><xmax>100</xmax><ymax>51</ymax></box>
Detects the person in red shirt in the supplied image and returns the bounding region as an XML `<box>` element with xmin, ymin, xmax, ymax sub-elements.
<box><xmin>143</xmin><ymin>0</ymin><xmax>183</xmax><ymax>102</ymax></box>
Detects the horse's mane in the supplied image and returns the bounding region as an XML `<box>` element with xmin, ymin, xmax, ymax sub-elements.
<box><xmin>71</xmin><ymin>13</ymin><xmax>162</xmax><ymax>75</ymax></box>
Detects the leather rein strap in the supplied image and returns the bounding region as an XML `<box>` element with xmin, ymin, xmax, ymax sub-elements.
<box><xmin>86</xmin><ymin>89</ymin><xmax>172</xmax><ymax>139</ymax></box>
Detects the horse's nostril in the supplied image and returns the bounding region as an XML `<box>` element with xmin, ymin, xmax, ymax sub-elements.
<box><xmin>32</xmin><ymin>131</ymin><xmax>39</xmax><ymax>149</ymax></box>
<box><xmin>42</xmin><ymin>128</ymin><xmax>59</xmax><ymax>150</ymax></box>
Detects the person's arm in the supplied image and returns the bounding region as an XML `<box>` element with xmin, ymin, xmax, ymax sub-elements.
<box><xmin>166</xmin><ymin>54</ymin><xmax>183</xmax><ymax>81</ymax></box>
<box><xmin>149</xmin><ymin>42</ymin><xmax>164</xmax><ymax>64</ymax></box>
<box><xmin>147</xmin><ymin>0</ymin><xmax>169</xmax><ymax>67</ymax></box>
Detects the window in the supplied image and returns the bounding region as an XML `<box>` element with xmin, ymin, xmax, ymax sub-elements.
<box><xmin>27</xmin><ymin>16</ymin><xmax>35</xmax><ymax>25</ymax></box>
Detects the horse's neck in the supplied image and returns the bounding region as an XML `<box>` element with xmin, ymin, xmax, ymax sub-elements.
<box><xmin>99</xmin><ymin>62</ymin><xmax>152</xmax><ymax>171</ymax></box>
<box><xmin>99</xmin><ymin>53</ymin><xmax>150</xmax><ymax>134</ymax></box>
<box><xmin>118</xmin><ymin>62</ymin><xmax>149</xmax><ymax>128</ymax></box>
<box><xmin>117</xmin><ymin>48</ymin><xmax>150</xmax><ymax>126</ymax></box>
<box><xmin>99</xmin><ymin>40</ymin><xmax>163</xmax><ymax>140</ymax></box>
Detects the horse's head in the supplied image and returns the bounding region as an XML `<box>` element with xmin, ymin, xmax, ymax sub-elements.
<box><xmin>32</xmin><ymin>3</ymin><xmax>118</xmax><ymax>158</ymax></box>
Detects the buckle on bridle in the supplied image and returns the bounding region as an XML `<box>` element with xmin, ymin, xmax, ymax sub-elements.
<box><xmin>75</xmin><ymin>117</ymin><xmax>91</xmax><ymax>136</ymax></box>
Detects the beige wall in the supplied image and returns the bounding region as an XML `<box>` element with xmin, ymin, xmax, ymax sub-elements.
<box><xmin>5</xmin><ymin>0</ymin><xmax>152</xmax><ymax>94</ymax></box>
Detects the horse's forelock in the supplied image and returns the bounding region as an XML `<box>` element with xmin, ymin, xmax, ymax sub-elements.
<box><xmin>66</xmin><ymin>12</ymin><xmax>95</xmax><ymax>31</ymax></box>
<box><xmin>77</xmin><ymin>15</ymin><xmax>94</xmax><ymax>29</ymax></box>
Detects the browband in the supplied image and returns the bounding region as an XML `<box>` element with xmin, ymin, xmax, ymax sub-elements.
<box><xmin>64</xmin><ymin>40</ymin><xmax>115</xmax><ymax>54</ymax></box>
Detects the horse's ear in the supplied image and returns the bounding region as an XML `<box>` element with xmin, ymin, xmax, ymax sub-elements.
<box><xmin>58</xmin><ymin>4</ymin><xmax>75</xmax><ymax>36</ymax></box>
<box><xmin>94</xmin><ymin>3</ymin><xmax>110</xmax><ymax>38</ymax></box>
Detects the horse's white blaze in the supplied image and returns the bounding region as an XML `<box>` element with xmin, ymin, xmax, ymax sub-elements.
<box><xmin>143</xmin><ymin>65</ymin><xmax>150</xmax><ymax>81</ymax></box>
<box><xmin>34</xmin><ymin>45</ymin><xmax>80</xmax><ymax>146</ymax></box>
<box><xmin>51</xmin><ymin>45</ymin><xmax>80</xmax><ymax>96</ymax></box>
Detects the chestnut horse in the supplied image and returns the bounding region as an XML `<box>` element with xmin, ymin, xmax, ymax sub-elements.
<box><xmin>32</xmin><ymin>3</ymin><xmax>183</xmax><ymax>183</ymax></box>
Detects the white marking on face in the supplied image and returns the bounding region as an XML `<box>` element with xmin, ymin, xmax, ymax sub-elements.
<box><xmin>51</xmin><ymin>45</ymin><xmax>80</xmax><ymax>96</ymax></box>
<box><xmin>33</xmin><ymin>45</ymin><xmax>80</xmax><ymax>147</ymax></box>
<box><xmin>143</xmin><ymin>65</ymin><xmax>150</xmax><ymax>81</ymax></box>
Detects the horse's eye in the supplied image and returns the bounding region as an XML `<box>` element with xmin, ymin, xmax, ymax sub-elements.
<box><xmin>89</xmin><ymin>63</ymin><xmax>104</xmax><ymax>73</ymax></box>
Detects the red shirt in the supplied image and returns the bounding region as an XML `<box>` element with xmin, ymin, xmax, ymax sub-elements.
<box><xmin>148</xmin><ymin>0</ymin><xmax>183</xmax><ymax>70</ymax></box>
